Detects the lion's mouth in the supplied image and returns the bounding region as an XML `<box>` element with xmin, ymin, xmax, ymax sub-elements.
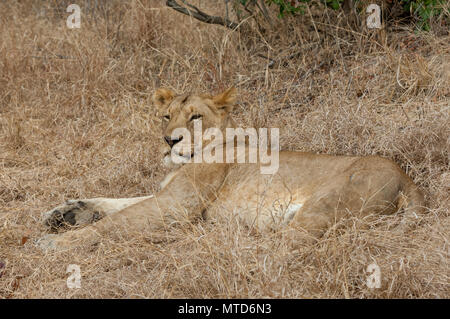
<box><xmin>163</xmin><ymin>149</ymin><xmax>195</xmax><ymax>162</ymax></box>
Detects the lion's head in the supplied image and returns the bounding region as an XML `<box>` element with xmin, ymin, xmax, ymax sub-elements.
<box><xmin>153</xmin><ymin>87</ymin><xmax>237</xmax><ymax>167</ymax></box>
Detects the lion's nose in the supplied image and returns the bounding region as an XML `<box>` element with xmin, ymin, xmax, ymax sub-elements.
<box><xmin>164</xmin><ymin>135</ymin><xmax>183</xmax><ymax>148</ymax></box>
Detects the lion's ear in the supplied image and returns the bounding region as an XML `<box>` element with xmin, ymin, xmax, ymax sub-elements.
<box><xmin>153</xmin><ymin>88</ymin><xmax>175</xmax><ymax>110</ymax></box>
<box><xmin>212</xmin><ymin>87</ymin><xmax>237</xmax><ymax>113</ymax></box>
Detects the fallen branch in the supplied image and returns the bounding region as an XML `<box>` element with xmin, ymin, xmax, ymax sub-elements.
<box><xmin>166</xmin><ymin>0</ymin><xmax>239</xmax><ymax>30</ymax></box>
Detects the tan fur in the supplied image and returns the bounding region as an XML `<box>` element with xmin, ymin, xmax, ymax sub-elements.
<box><xmin>37</xmin><ymin>88</ymin><xmax>425</xmax><ymax>250</ymax></box>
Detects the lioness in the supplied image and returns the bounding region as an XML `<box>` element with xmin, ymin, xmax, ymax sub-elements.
<box><xmin>37</xmin><ymin>88</ymin><xmax>425</xmax><ymax>250</ymax></box>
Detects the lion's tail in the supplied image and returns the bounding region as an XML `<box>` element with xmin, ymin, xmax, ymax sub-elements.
<box><xmin>395</xmin><ymin>179</ymin><xmax>426</xmax><ymax>232</ymax></box>
<box><xmin>399</xmin><ymin>180</ymin><xmax>426</xmax><ymax>214</ymax></box>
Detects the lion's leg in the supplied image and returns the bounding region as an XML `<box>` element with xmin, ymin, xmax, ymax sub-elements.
<box><xmin>36</xmin><ymin>162</ymin><xmax>231</xmax><ymax>251</ymax></box>
<box><xmin>289</xmin><ymin>168</ymin><xmax>403</xmax><ymax>240</ymax></box>
<box><xmin>35</xmin><ymin>196</ymin><xmax>159</xmax><ymax>250</ymax></box>
<box><xmin>36</xmin><ymin>193</ymin><xmax>187</xmax><ymax>251</ymax></box>
<box><xmin>42</xmin><ymin>196</ymin><xmax>154</xmax><ymax>231</ymax></box>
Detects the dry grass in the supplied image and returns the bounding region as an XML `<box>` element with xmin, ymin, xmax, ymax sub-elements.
<box><xmin>0</xmin><ymin>0</ymin><xmax>449</xmax><ymax>298</ymax></box>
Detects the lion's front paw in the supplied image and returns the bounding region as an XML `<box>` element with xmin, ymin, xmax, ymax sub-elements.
<box><xmin>42</xmin><ymin>200</ymin><xmax>104</xmax><ymax>231</ymax></box>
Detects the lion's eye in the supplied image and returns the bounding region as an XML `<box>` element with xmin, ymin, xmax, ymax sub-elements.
<box><xmin>163</xmin><ymin>115</ymin><xmax>170</xmax><ymax>121</ymax></box>
<box><xmin>190</xmin><ymin>114</ymin><xmax>202</xmax><ymax>121</ymax></box>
